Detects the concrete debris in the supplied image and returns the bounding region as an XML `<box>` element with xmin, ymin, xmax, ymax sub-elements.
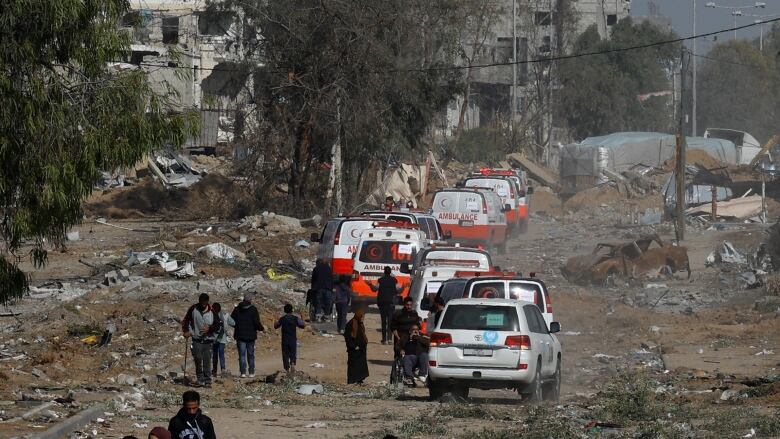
<box><xmin>197</xmin><ymin>243</ymin><xmax>246</xmax><ymax>262</ymax></box>
<box><xmin>305</xmin><ymin>422</ymin><xmax>327</xmax><ymax>428</ymax></box>
<box><xmin>720</xmin><ymin>389</ymin><xmax>743</xmax><ymax>401</ymax></box>
<box><xmin>296</xmin><ymin>384</ymin><xmax>324</xmax><ymax>395</ymax></box>
<box><xmin>739</xmin><ymin>271</ymin><xmax>761</xmax><ymax>289</ymax></box>
<box><xmin>706</xmin><ymin>241</ymin><xmax>747</xmax><ymax>266</ymax></box>
<box><xmin>295</xmin><ymin>240</ymin><xmax>311</xmax><ymax>248</ymax></box>
<box><xmin>66</xmin><ymin>231</ymin><xmax>80</xmax><ymax>241</ymax></box>
<box><xmin>103</xmin><ymin>270</ymin><xmax>130</xmax><ymax>286</ymax></box>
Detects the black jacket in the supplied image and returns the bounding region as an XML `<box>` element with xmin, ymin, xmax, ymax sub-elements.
<box><xmin>375</xmin><ymin>275</ymin><xmax>399</xmax><ymax>305</ymax></box>
<box><xmin>231</xmin><ymin>300</ymin><xmax>264</xmax><ymax>342</ymax></box>
<box><xmin>391</xmin><ymin>308</ymin><xmax>420</xmax><ymax>334</ymax></box>
<box><xmin>168</xmin><ymin>408</ymin><xmax>216</xmax><ymax>439</ymax></box>
<box><xmin>397</xmin><ymin>332</ymin><xmax>430</xmax><ymax>356</ymax></box>
<box><xmin>311</xmin><ymin>261</ymin><xmax>334</xmax><ymax>291</ymax></box>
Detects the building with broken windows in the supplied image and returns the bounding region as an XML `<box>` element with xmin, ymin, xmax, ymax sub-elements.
<box><xmin>121</xmin><ymin>1</ymin><xmax>252</xmax><ymax>153</ymax></box>
<box><xmin>436</xmin><ymin>0</ymin><xmax>631</xmax><ymax>149</ymax></box>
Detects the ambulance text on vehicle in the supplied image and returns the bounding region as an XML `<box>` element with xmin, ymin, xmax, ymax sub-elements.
<box><xmin>350</xmin><ymin>225</ymin><xmax>427</xmax><ymax>307</ymax></box>
<box><xmin>430</xmin><ymin>188</ymin><xmax>508</xmax><ymax>252</ymax></box>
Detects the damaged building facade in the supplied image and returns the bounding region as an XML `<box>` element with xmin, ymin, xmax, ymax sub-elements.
<box><xmin>122</xmin><ymin>1</ymin><xmax>253</xmax><ymax>154</ymax></box>
<box><xmin>436</xmin><ymin>0</ymin><xmax>631</xmax><ymax>146</ymax></box>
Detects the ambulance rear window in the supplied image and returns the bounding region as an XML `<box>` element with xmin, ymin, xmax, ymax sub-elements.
<box><xmin>358</xmin><ymin>241</ymin><xmax>415</xmax><ymax>264</ymax></box>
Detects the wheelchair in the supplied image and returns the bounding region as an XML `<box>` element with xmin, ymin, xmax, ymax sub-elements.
<box><xmin>389</xmin><ymin>354</ymin><xmax>405</xmax><ymax>390</ymax></box>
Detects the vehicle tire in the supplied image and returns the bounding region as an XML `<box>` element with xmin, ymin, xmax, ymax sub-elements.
<box><xmin>453</xmin><ymin>385</ymin><xmax>470</xmax><ymax>399</ymax></box>
<box><xmin>544</xmin><ymin>359</ymin><xmax>561</xmax><ymax>402</ymax></box>
<box><xmin>428</xmin><ymin>379</ymin><xmax>446</xmax><ymax>400</ymax></box>
<box><xmin>522</xmin><ymin>361</ymin><xmax>543</xmax><ymax>403</ymax></box>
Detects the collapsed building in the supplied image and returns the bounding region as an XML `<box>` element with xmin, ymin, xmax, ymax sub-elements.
<box><xmin>121</xmin><ymin>1</ymin><xmax>254</xmax><ymax>156</ymax></box>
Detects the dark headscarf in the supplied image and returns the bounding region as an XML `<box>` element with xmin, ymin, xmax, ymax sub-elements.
<box><xmin>349</xmin><ymin>308</ymin><xmax>367</xmax><ymax>344</ymax></box>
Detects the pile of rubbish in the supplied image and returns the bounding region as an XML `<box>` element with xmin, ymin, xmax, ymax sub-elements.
<box><xmin>705</xmin><ymin>225</ymin><xmax>780</xmax><ymax>290</ymax></box>
<box><xmin>239</xmin><ymin>212</ymin><xmax>322</xmax><ymax>235</ymax></box>
<box><xmin>124</xmin><ymin>251</ymin><xmax>195</xmax><ymax>278</ymax></box>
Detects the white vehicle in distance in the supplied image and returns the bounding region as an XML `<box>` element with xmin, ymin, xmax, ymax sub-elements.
<box><xmin>361</xmin><ymin>210</ymin><xmax>449</xmax><ymax>242</ymax></box>
<box><xmin>427</xmin><ymin>299</ymin><xmax>562</xmax><ymax>402</ymax></box>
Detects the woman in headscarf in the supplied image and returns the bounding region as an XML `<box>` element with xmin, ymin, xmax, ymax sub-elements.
<box><xmin>344</xmin><ymin>308</ymin><xmax>369</xmax><ymax>384</ymax></box>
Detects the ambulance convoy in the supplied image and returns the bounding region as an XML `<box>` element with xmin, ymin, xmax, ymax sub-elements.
<box><xmin>312</xmin><ymin>167</ymin><xmax>539</xmax><ymax>321</ymax></box>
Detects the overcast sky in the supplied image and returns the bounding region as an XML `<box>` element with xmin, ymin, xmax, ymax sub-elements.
<box><xmin>630</xmin><ymin>0</ymin><xmax>780</xmax><ymax>52</ymax></box>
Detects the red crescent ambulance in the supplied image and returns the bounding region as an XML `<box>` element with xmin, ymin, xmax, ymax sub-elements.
<box><xmin>350</xmin><ymin>223</ymin><xmax>427</xmax><ymax>308</ymax></box>
<box><xmin>467</xmin><ymin>168</ymin><xmax>533</xmax><ymax>235</ymax></box>
<box><xmin>431</xmin><ymin>187</ymin><xmax>508</xmax><ymax>253</ymax></box>
<box><xmin>311</xmin><ymin>217</ymin><xmax>377</xmax><ymax>277</ymax></box>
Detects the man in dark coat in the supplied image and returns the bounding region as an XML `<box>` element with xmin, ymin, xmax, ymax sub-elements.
<box><xmin>230</xmin><ymin>292</ymin><xmax>264</xmax><ymax>378</ymax></box>
<box><xmin>311</xmin><ymin>258</ymin><xmax>334</xmax><ymax>322</ymax></box>
<box><xmin>391</xmin><ymin>296</ymin><xmax>421</xmax><ymax>342</ymax></box>
<box><xmin>168</xmin><ymin>391</ymin><xmax>216</xmax><ymax>439</ymax></box>
<box><xmin>273</xmin><ymin>303</ymin><xmax>305</xmax><ymax>372</ymax></box>
<box><xmin>365</xmin><ymin>266</ymin><xmax>405</xmax><ymax>344</ymax></box>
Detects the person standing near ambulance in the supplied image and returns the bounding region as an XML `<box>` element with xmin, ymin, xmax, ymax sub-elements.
<box><xmin>365</xmin><ymin>266</ymin><xmax>406</xmax><ymax>344</ymax></box>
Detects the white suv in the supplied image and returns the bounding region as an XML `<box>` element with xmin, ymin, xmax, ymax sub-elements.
<box><xmin>427</xmin><ymin>299</ymin><xmax>562</xmax><ymax>402</ymax></box>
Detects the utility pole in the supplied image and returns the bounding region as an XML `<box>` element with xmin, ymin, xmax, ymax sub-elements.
<box><xmin>692</xmin><ymin>0</ymin><xmax>697</xmax><ymax>136</ymax></box>
<box><xmin>511</xmin><ymin>0</ymin><xmax>517</xmax><ymax>127</ymax></box>
<box><xmin>675</xmin><ymin>49</ymin><xmax>687</xmax><ymax>242</ymax></box>
<box><xmin>547</xmin><ymin>0</ymin><xmax>554</xmax><ymax>165</ymax></box>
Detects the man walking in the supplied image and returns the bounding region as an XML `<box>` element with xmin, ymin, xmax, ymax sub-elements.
<box><xmin>365</xmin><ymin>266</ymin><xmax>406</xmax><ymax>344</ymax></box>
<box><xmin>168</xmin><ymin>390</ymin><xmax>216</xmax><ymax>439</ymax></box>
<box><xmin>230</xmin><ymin>292</ymin><xmax>265</xmax><ymax>378</ymax></box>
<box><xmin>311</xmin><ymin>258</ymin><xmax>334</xmax><ymax>322</ymax></box>
<box><xmin>181</xmin><ymin>293</ymin><xmax>218</xmax><ymax>388</ymax></box>
<box><xmin>274</xmin><ymin>303</ymin><xmax>305</xmax><ymax>373</ymax></box>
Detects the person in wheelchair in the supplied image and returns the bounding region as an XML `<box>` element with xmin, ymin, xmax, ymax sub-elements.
<box><xmin>395</xmin><ymin>324</ymin><xmax>430</xmax><ymax>386</ymax></box>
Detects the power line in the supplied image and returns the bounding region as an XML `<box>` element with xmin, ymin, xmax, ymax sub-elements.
<box><xmin>688</xmin><ymin>50</ymin><xmax>766</xmax><ymax>69</ymax></box>
<box><xmin>119</xmin><ymin>15</ymin><xmax>780</xmax><ymax>75</ymax></box>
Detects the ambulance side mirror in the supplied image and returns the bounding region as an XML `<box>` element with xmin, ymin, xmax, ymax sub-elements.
<box><xmin>310</xmin><ymin>233</ymin><xmax>320</xmax><ymax>243</ymax></box>
<box><xmin>444</xmin><ymin>230</ymin><xmax>452</xmax><ymax>240</ymax></box>
<box><xmin>399</xmin><ymin>262</ymin><xmax>411</xmax><ymax>274</ymax></box>
<box><xmin>503</xmin><ymin>204</ymin><xmax>511</xmax><ymax>212</ymax></box>
<box><xmin>527</xmin><ymin>186</ymin><xmax>534</xmax><ymax>194</ymax></box>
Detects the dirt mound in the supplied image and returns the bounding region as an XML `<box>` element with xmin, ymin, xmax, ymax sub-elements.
<box><xmin>530</xmin><ymin>187</ymin><xmax>562</xmax><ymax>215</ymax></box>
<box><xmin>663</xmin><ymin>149</ymin><xmax>725</xmax><ymax>170</ymax></box>
<box><xmin>564</xmin><ymin>186</ymin><xmax>624</xmax><ymax>211</ymax></box>
<box><xmin>84</xmin><ymin>175</ymin><xmax>255</xmax><ymax>220</ymax></box>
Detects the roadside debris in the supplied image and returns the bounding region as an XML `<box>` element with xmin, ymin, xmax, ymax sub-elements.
<box><xmin>197</xmin><ymin>243</ymin><xmax>246</xmax><ymax>262</ymax></box>
<box><xmin>296</xmin><ymin>384</ymin><xmax>324</xmax><ymax>395</ymax></box>
<box><xmin>561</xmin><ymin>234</ymin><xmax>690</xmax><ymax>285</ymax></box>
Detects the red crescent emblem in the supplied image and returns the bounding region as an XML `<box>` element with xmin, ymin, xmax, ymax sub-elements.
<box><xmin>440</xmin><ymin>197</ymin><xmax>450</xmax><ymax>208</ymax></box>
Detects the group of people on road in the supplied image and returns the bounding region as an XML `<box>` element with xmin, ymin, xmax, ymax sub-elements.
<box><xmin>181</xmin><ymin>290</ymin><xmax>306</xmax><ymax>387</ymax></box>
<box><xmin>179</xmin><ymin>259</ymin><xmax>439</xmax><ymax>390</ymax></box>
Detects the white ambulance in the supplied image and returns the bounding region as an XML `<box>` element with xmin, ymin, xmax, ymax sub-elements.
<box><xmin>431</xmin><ymin>188</ymin><xmax>508</xmax><ymax>253</ymax></box>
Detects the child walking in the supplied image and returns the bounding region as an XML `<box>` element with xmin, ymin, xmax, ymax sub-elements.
<box><xmin>274</xmin><ymin>304</ymin><xmax>306</xmax><ymax>373</ymax></box>
<box><xmin>211</xmin><ymin>303</ymin><xmax>234</xmax><ymax>377</ymax></box>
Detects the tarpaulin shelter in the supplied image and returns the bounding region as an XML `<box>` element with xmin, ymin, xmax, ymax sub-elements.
<box><xmin>559</xmin><ymin>132</ymin><xmax>738</xmax><ymax>195</ymax></box>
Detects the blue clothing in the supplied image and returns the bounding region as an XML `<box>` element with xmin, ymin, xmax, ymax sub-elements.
<box><xmin>334</xmin><ymin>284</ymin><xmax>351</xmax><ymax>304</ymax></box>
<box><xmin>212</xmin><ymin>342</ymin><xmax>226</xmax><ymax>372</ymax></box>
<box><xmin>237</xmin><ymin>340</ymin><xmax>255</xmax><ymax>375</ymax></box>
<box><xmin>282</xmin><ymin>340</ymin><xmax>297</xmax><ymax>371</ymax></box>
<box><xmin>274</xmin><ymin>314</ymin><xmax>305</xmax><ymax>342</ymax></box>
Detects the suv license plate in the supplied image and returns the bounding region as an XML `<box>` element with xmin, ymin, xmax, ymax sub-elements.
<box><xmin>463</xmin><ymin>348</ymin><xmax>492</xmax><ymax>357</ymax></box>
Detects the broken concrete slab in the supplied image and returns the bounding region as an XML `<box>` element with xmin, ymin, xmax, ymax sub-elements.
<box><xmin>197</xmin><ymin>243</ymin><xmax>246</xmax><ymax>261</ymax></box>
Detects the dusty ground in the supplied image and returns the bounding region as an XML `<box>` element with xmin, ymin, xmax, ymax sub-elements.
<box><xmin>3</xmin><ymin>190</ymin><xmax>780</xmax><ymax>438</ymax></box>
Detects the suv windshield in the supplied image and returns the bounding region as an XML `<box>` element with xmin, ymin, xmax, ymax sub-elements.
<box><xmin>437</xmin><ymin>280</ymin><xmax>468</xmax><ymax>303</ymax></box>
<box><xmin>440</xmin><ymin>305</ymin><xmax>519</xmax><ymax>331</ymax></box>
<box><xmin>358</xmin><ymin>240</ymin><xmax>415</xmax><ymax>264</ymax></box>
